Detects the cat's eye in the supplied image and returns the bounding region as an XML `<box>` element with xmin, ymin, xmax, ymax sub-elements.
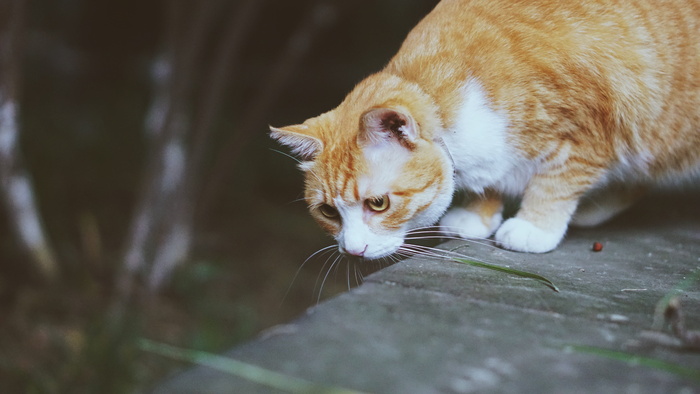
<box><xmin>366</xmin><ymin>195</ymin><xmax>390</xmax><ymax>213</ymax></box>
<box><xmin>318</xmin><ymin>204</ymin><xmax>339</xmax><ymax>219</ymax></box>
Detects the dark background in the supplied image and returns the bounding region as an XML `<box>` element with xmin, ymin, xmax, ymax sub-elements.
<box><xmin>0</xmin><ymin>0</ymin><xmax>441</xmax><ymax>391</ymax></box>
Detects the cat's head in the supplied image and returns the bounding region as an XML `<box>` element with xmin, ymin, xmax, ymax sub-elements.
<box><xmin>271</xmin><ymin>74</ymin><xmax>454</xmax><ymax>259</ymax></box>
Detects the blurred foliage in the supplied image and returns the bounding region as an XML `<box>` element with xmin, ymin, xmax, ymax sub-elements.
<box><xmin>0</xmin><ymin>0</ymin><xmax>438</xmax><ymax>392</ymax></box>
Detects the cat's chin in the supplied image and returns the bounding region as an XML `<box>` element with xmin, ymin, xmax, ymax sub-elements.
<box><xmin>341</xmin><ymin>253</ymin><xmax>393</xmax><ymax>263</ymax></box>
<box><xmin>351</xmin><ymin>248</ymin><xmax>400</xmax><ymax>261</ymax></box>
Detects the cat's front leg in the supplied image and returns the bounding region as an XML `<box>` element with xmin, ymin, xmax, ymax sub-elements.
<box><xmin>495</xmin><ymin>170</ymin><xmax>595</xmax><ymax>253</ymax></box>
<box><xmin>440</xmin><ymin>189</ymin><xmax>504</xmax><ymax>240</ymax></box>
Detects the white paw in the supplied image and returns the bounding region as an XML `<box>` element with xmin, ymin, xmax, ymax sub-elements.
<box><xmin>495</xmin><ymin>218</ymin><xmax>565</xmax><ymax>253</ymax></box>
<box><xmin>439</xmin><ymin>207</ymin><xmax>502</xmax><ymax>239</ymax></box>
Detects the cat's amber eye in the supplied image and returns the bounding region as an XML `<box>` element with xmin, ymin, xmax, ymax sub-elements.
<box><xmin>366</xmin><ymin>195</ymin><xmax>390</xmax><ymax>213</ymax></box>
<box><xmin>318</xmin><ymin>204</ymin><xmax>339</xmax><ymax>219</ymax></box>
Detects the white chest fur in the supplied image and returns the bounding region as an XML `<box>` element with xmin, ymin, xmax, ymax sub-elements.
<box><xmin>442</xmin><ymin>79</ymin><xmax>531</xmax><ymax>195</ymax></box>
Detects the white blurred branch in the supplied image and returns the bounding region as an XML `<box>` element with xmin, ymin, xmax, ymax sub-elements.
<box><xmin>118</xmin><ymin>0</ymin><xmax>266</xmax><ymax>298</ymax></box>
<box><xmin>117</xmin><ymin>0</ymin><xmax>343</xmax><ymax>298</ymax></box>
<box><xmin>0</xmin><ymin>0</ymin><xmax>58</xmax><ymax>280</ymax></box>
<box><xmin>147</xmin><ymin>0</ymin><xmax>266</xmax><ymax>291</ymax></box>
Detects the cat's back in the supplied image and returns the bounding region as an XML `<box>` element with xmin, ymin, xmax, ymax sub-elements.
<box><xmin>395</xmin><ymin>0</ymin><xmax>699</xmax><ymax>62</ymax></box>
<box><xmin>387</xmin><ymin>0</ymin><xmax>700</xmax><ymax>180</ymax></box>
<box><xmin>391</xmin><ymin>0</ymin><xmax>699</xmax><ymax>100</ymax></box>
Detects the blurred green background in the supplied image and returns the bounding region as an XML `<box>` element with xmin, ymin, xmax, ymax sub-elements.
<box><xmin>0</xmin><ymin>0</ymin><xmax>439</xmax><ymax>391</ymax></box>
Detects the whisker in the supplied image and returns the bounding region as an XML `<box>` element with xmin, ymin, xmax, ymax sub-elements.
<box><xmin>356</xmin><ymin>264</ymin><xmax>365</xmax><ymax>286</ymax></box>
<box><xmin>353</xmin><ymin>264</ymin><xmax>360</xmax><ymax>287</ymax></box>
<box><xmin>378</xmin><ymin>256</ymin><xmax>390</xmax><ymax>268</ymax></box>
<box><xmin>285</xmin><ymin>196</ymin><xmax>309</xmax><ymax>205</ymax></box>
<box><xmin>407</xmin><ymin>225</ymin><xmax>489</xmax><ymax>235</ymax></box>
<box><xmin>399</xmin><ymin>243</ymin><xmax>498</xmax><ymax>266</ymax></box>
<box><xmin>385</xmin><ymin>254</ymin><xmax>402</xmax><ymax>266</ymax></box>
<box><xmin>270</xmin><ymin>148</ymin><xmax>302</xmax><ymax>164</ymax></box>
<box><xmin>317</xmin><ymin>254</ymin><xmax>344</xmax><ymax>304</ymax></box>
<box><xmin>398</xmin><ymin>245</ymin><xmax>447</xmax><ymax>260</ymax></box>
<box><xmin>271</xmin><ymin>148</ymin><xmax>327</xmax><ymax>186</ymax></box>
<box><xmin>288</xmin><ymin>223</ymin><xmax>512</xmax><ymax>304</ymax></box>
<box><xmin>403</xmin><ymin>234</ymin><xmax>470</xmax><ymax>242</ymax></box>
<box><xmin>282</xmin><ymin>244</ymin><xmax>337</xmax><ymax>305</ymax></box>
<box><xmin>332</xmin><ymin>255</ymin><xmax>346</xmax><ymax>280</ymax></box>
<box><xmin>314</xmin><ymin>250</ymin><xmax>340</xmax><ymax>298</ymax></box>
<box><xmin>404</xmin><ymin>236</ymin><xmax>497</xmax><ymax>250</ymax></box>
<box><xmin>404</xmin><ymin>225</ymin><xmax>507</xmax><ymax>250</ymax></box>
<box><xmin>406</xmin><ymin>226</ymin><xmax>489</xmax><ymax>239</ymax></box>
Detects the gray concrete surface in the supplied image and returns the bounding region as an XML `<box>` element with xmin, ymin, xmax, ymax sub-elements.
<box><xmin>155</xmin><ymin>191</ymin><xmax>700</xmax><ymax>393</ymax></box>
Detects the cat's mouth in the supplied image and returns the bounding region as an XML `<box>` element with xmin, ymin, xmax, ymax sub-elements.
<box><xmin>339</xmin><ymin>245</ymin><xmax>398</xmax><ymax>261</ymax></box>
<box><xmin>338</xmin><ymin>237</ymin><xmax>404</xmax><ymax>261</ymax></box>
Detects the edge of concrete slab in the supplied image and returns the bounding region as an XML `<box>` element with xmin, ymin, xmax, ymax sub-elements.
<box><xmin>153</xmin><ymin>192</ymin><xmax>700</xmax><ymax>393</ymax></box>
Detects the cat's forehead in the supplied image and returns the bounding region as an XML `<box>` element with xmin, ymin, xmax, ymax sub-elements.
<box><xmin>304</xmin><ymin>145</ymin><xmax>364</xmax><ymax>199</ymax></box>
<box><xmin>305</xmin><ymin>143</ymin><xmax>410</xmax><ymax>202</ymax></box>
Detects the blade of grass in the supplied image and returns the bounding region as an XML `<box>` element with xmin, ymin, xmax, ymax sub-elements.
<box><xmin>138</xmin><ymin>339</ymin><xmax>365</xmax><ymax>394</ymax></box>
<box><xmin>451</xmin><ymin>258</ymin><xmax>559</xmax><ymax>292</ymax></box>
<box><xmin>568</xmin><ymin>345</ymin><xmax>700</xmax><ymax>382</ymax></box>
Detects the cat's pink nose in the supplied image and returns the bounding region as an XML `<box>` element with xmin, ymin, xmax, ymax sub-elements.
<box><xmin>344</xmin><ymin>244</ymin><xmax>368</xmax><ymax>257</ymax></box>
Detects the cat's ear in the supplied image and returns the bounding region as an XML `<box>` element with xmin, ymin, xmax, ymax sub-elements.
<box><xmin>270</xmin><ymin>124</ymin><xmax>323</xmax><ymax>160</ymax></box>
<box><xmin>359</xmin><ymin>108</ymin><xmax>418</xmax><ymax>150</ymax></box>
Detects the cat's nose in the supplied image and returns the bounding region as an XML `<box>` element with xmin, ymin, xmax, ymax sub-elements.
<box><xmin>343</xmin><ymin>244</ymin><xmax>368</xmax><ymax>257</ymax></box>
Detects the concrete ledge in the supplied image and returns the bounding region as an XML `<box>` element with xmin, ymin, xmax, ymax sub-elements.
<box><xmin>155</xmin><ymin>192</ymin><xmax>700</xmax><ymax>393</ymax></box>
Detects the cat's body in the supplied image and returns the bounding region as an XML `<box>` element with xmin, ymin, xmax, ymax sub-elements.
<box><xmin>272</xmin><ymin>0</ymin><xmax>700</xmax><ymax>257</ymax></box>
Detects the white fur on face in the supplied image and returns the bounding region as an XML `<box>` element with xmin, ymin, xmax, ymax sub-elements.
<box><xmin>334</xmin><ymin>140</ymin><xmax>453</xmax><ymax>259</ymax></box>
<box><xmin>359</xmin><ymin>143</ymin><xmax>410</xmax><ymax>197</ymax></box>
<box><xmin>333</xmin><ymin>197</ymin><xmax>404</xmax><ymax>259</ymax></box>
<box><xmin>331</xmin><ymin>144</ymin><xmax>408</xmax><ymax>259</ymax></box>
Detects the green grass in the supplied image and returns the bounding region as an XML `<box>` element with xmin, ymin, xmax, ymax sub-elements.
<box><xmin>568</xmin><ymin>345</ymin><xmax>700</xmax><ymax>382</ymax></box>
<box><xmin>139</xmin><ymin>339</ymin><xmax>366</xmax><ymax>393</ymax></box>
<box><xmin>451</xmin><ymin>257</ymin><xmax>560</xmax><ymax>292</ymax></box>
<box><xmin>568</xmin><ymin>269</ymin><xmax>700</xmax><ymax>384</ymax></box>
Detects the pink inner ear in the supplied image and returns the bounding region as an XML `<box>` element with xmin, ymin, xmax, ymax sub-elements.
<box><xmin>361</xmin><ymin>108</ymin><xmax>417</xmax><ymax>149</ymax></box>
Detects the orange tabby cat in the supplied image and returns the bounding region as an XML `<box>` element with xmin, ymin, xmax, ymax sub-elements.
<box><xmin>272</xmin><ymin>0</ymin><xmax>700</xmax><ymax>257</ymax></box>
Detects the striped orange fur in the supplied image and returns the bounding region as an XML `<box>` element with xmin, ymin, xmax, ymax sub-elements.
<box><xmin>272</xmin><ymin>0</ymin><xmax>700</xmax><ymax>256</ymax></box>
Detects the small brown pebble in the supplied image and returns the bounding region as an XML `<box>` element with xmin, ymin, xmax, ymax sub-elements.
<box><xmin>592</xmin><ymin>242</ymin><xmax>603</xmax><ymax>252</ymax></box>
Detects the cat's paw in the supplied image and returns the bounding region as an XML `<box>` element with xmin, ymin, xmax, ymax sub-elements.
<box><xmin>495</xmin><ymin>218</ymin><xmax>565</xmax><ymax>253</ymax></box>
<box><xmin>439</xmin><ymin>207</ymin><xmax>502</xmax><ymax>239</ymax></box>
